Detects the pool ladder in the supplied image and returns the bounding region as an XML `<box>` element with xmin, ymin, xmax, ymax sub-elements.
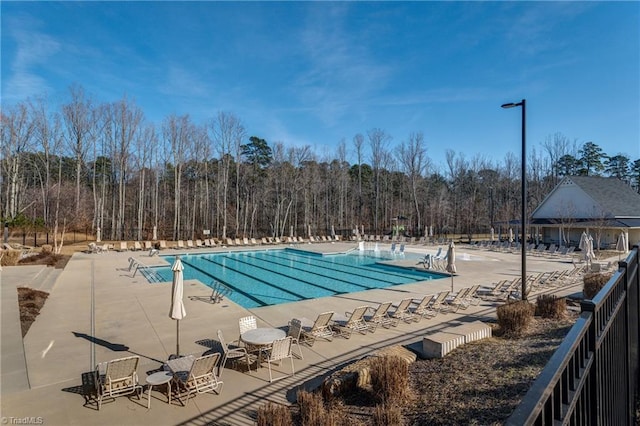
<box><xmin>210</xmin><ymin>280</ymin><xmax>233</xmax><ymax>303</ymax></box>
<box><xmin>128</xmin><ymin>257</ymin><xmax>164</xmax><ymax>283</ymax></box>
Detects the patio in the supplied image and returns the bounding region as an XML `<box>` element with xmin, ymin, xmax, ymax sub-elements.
<box><xmin>0</xmin><ymin>242</ymin><xmax>588</xmax><ymax>425</ymax></box>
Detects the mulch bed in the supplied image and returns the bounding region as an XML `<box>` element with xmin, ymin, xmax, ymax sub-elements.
<box><xmin>18</xmin><ymin>287</ymin><xmax>49</xmax><ymax>337</ymax></box>
<box><xmin>333</xmin><ymin>312</ymin><xmax>579</xmax><ymax>425</ymax></box>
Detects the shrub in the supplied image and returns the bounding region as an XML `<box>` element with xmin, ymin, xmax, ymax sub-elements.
<box><xmin>497</xmin><ymin>300</ymin><xmax>535</xmax><ymax>336</ymax></box>
<box><xmin>535</xmin><ymin>294</ymin><xmax>567</xmax><ymax>319</ymax></box>
<box><xmin>256</xmin><ymin>402</ymin><xmax>292</xmax><ymax>426</ymax></box>
<box><xmin>297</xmin><ymin>390</ymin><xmax>325</xmax><ymax>425</ymax></box>
<box><xmin>583</xmin><ymin>272</ymin><xmax>612</xmax><ymax>299</ymax></box>
<box><xmin>296</xmin><ymin>389</ymin><xmax>351</xmax><ymax>426</ymax></box>
<box><xmin>1</xmin><ymin>249</ymin><xmax>21</xmax><ymax>266</ymax></box>
<box><xmin>369</xmin><ymin>356</ymin><xmax>409</xmax><ymax>405</ymax></box>
<box><xmin>372</xmin><ymin>403</ymin><xmax>404</xmax><ymax>426</ymax></box>
<box><xmin>41</xmin><ymin>244</ymin><xmax>53</xmax><ymax>254</ymax></box>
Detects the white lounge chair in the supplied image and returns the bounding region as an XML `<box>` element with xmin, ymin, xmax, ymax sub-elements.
<box><xmin>171</xmin><ymin>353</ymin><xmax>223</xmax><ymax>405</ymax></box>
<box><xmin>95</xmin><ymin>355</ymin><xmax>142</xmax><ymax>410</ymax></box>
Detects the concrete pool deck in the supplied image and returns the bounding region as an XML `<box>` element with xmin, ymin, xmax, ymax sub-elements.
<box><xmin>1</xmin><ymin>241</ymin><xmax>595</xmax><ymax>425</ymax></box>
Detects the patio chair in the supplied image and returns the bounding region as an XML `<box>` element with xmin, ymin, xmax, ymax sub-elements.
<box><xmin>287</xmin><ymin>319</ymin><xmax>305</xmax><ymax>359</ymax></box>
<box><xmin>95</xmin><ymin>355</ymin><xmax>142</xmax><ymax>410</ymax></box>
<box><xmin>364</xmin><ymin>301</ymin><xmax>398</xmax><ymax>328</ymax></box>
<box><xmin>390</xmin><ymin>298</ymin><xmax>419</xmax><ymax>323</ymax></box>
<box><xmin>144</xmin><ymin>241</ymin><xmax>153</xmax><ymax>250</ymax></box>
<box><xmin>300</xmin><ymin>311</ymin><xmax>335</xmax><ymax>343</ymax></box>
<box><xmin>158</xmin><ymin>240</ymin><xmax>168</xmax><ymax>250</ymax></box>
<box><xmin>88</xmin><ymin>242</ymin><xmax>100</xmax><ymax>254</ymax></box>
<box><xmin>172</xmin><ymin>353</ymin><xmax>223</xmax><ymax>405</ymax></box>
<box><xmin>117</xmin><ymin>241</ymin><xmax>129</xmax><ymax>252</ymax></box>
<box><xmin>264</xmin><ymin>337</ymin><xmax>295</xmax><ymax>382</ymax></box>
<box><xmin>186</xmin><ymin>240</ymin><xmax>195</xmax><ymax>249</ymax></box>
<box><xmin>411</xmin><ymin>294</ymin><xmax>437</xmax><ymax>320</ymax></box>
<box><xmin>443</xmin><ymin>287</ymin><xmax>472</xmax><ymax>312</ymax></box>
<box><xmin>238</xmin><ymin>315</ymin><xmax>260</xmax><ymax>353</ymax></box>
<box><xmin>133</xmin><ymin>241</ymin><xmax>142</xmax><ymax>251</ymax></box>
<box><xmin>217</xmin><ymin>329</ymin><xmax>254</xmax><ymax>376</ymax></box>
<box><xmin>465</xmin><ymin>284</ymin><xmax>482</xmax><ymax>306</ymax></box>
<box><xmin>332</xmin><ymin>306</ymin><xmax>374</xmax><ymax>338</ymax></box>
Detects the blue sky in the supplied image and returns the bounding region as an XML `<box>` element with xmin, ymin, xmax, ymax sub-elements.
<box><xmin>2</xmin><ymin>1</ymin><xmax>639</xmax><ymax>169</ymax></box>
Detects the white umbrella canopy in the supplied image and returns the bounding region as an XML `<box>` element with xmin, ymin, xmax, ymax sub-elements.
<box><xmin>170</xmin><ymin>257</ymin><xmax>186</xmax><ymax>356</ymax></box>
<box><xmin>446</xmin><ymin>242</ymin><xmax>456</xmax><ymax>292</ymax></box>
<box><xmin>490</xmin><ymin>227</ymin><xmax>495</xmax><ymax>241</ymax></box>
<box><xmin>616</xmin><ymin>231</ymin><xmax>627</xmax><ymax>261</ymax></box>
<box><xmin>586</xmin><ymin>235</ymin><xmax>596</xmax><ymax>265</ymax></box>
<box><xmin>509</xmin><ymin>228</ymin><xmax>514</xmax><ymax>243</ymax></box>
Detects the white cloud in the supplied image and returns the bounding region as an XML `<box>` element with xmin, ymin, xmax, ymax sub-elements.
<box><xmin>3</xmin><ymin>17</ymin><xmax>61</xmax><ymax>102</ymax></box>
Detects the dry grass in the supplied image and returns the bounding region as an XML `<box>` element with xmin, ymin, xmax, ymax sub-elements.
<box><xmin>405</xmin><ymin>314</ymin><xmax>578</xmax><ymax>425</ymax></box>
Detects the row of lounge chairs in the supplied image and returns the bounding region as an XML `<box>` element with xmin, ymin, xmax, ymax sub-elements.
<box><xmin>468</xmin><ymin>240</ymin><xmax>577</xmax><ymax>258</ymax></box>
<box><xmin>476</xmin><ymin>265</ymin><xmax>587</xmax><ymax>301</ymax></box>
<box><xmin>294</xmin><ymin>290</ymin><xmax>482</xmax><ymax>343</ymax></box>
<box><xmin>90</xmin><ymin>235</ymin><xmax>344</xmax><ymax>254</ymax></box>
<box><xmin>358</xmin><ymin>235</ymin><xmax>454</xmax><ymax>246</ymax></box>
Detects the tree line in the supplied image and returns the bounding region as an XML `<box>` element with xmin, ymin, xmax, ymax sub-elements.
<box><xmin>2</xmin><ymin>84</ymin><xmax>639</xmax><ymax>244</ymax></box>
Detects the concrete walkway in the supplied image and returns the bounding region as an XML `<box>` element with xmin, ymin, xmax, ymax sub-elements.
<box><xmin>0</xmin><ymin>242</ymin><xmax>592</xmax><ymax>425</ymax></box>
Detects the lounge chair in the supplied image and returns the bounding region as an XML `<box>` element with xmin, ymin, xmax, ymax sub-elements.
<box><xmin>411</xmin><ymin>294</ymin><xmax>437</xmax><ymax>320</ymax></box>
<box><xmin>443</xmin><ymin>287</ymin><xmax>472</xmax><ymax>312</ymax></box>
<box><xmin>95</xmin><ymin>355</ymin><xmax>142</xmax><ymax>410</ymax></box>
<box><xmin>264</xmin><ymin>337</ymin><xmax>295</xmax><ymax>382</ymax></box>
<box><xmin>176</xmin><ymin>240</ymin><xmax>186</xmax><ymax>249</ymax></box>
<box><xmin>428</xmin><ymin>291</ymin><xmax>450</xmax><ymax>312</ymax></box>
<box><xmin>117</xmin><ymin>241</ymin><xmax>129</xmax><ymax>252</ymax></box>
<box><xmin>186</xmin><ymin>240</ymin><xmax>195</xmax><ymax>249</ymax></box>
<box><xmin>390</xmin><ymin>298</ymin><xmax>419</xmax><ymax>323</ymax></box>
<box><xmin>300</xmin><ymin>312</ymin><xmax>335</xmax><ymax>343</ymax></box>
<box><xmin>144</xmin><ymin>241</ymin><xmax>153</xmax><ymax>250</ymax></box>
<box><xmin>332</xmin><ymin>306</ymin><xmax>374</xmax><ymax>338</ymax></box>
<box><xmin>171</xmin><ymin>353</ymin><xmax>223</xmax><ymax>405</ymax></box>
<box><xmin>195</xmin><ymin>239</ymin><xmax>204</xmax><ymax>248</ymax></box>
<box><xmin>217</xmin><ymin>329</ymin><xmax>254</xmax><ymax>376</ymax></box>
<box><xmin>364</xmin><ymin>301</ymin><xmax>398</xmax><ymax>328</ymax></box>
<box><xmin>133</xmin><ymin>241</ymin><xmax>142</xmax><ymax>251</ymax></box>
<box><xmin>158</xmin><ymin>240</ymin><xmax>168</xmax><ymax>250</ymax></box>
<box><xmin>464</xmin><ymin>284</ymin><xmax>482</xmax><ymax>306</ymax></box>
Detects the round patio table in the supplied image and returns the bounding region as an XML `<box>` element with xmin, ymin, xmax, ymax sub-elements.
<box><xmin>145</xmin><ymin>371</ymin><xmax>173</xmax><ymax>408</ymax></box>
<box><xmin>241</xmin><ymin>328</ymin><xmax>286</xmax><ymax>367</ymax></box>
<box><xmin>240</xmin><ymin>328</ymin><xmax>286</xmax><ymax>346</ymax></box>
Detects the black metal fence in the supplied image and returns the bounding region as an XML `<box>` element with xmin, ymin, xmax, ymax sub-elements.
<box><xmin>507</xmin><ymin>246</ymin><xmax>639</xmax><ymax>425</ymax></box>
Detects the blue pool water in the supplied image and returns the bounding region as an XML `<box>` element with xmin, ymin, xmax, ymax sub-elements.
<box><xmin>146</xmin><ymin>249</ymin><xmax>444</xmax><ymax>308</ymax></box>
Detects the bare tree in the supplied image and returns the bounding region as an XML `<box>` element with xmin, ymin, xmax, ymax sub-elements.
<box><xmin>397</xmin><ymin>132</ymin><xmax>430</xmax><ymax>234</ymax></box>
<box><xmin>62</xmin><ymin>84</ymin><xmax>95</xmax><ymax>219</ymax></box>
<box><xmin>368</xmin><ymin>128</ymin><xmax>391</xmax><ymax>232</ymax></box>
<box><xmin>30</xmin><ymin>96</ymin><xmax>63</xmax><ymax>228</ymax></box>
<box><xmin>1</xmin><ymin>102</ymin><xmax>34</xmax><ymax>221</ymax></box>
<box><xmin>210</xmin><ymin>111</ymin><xmax>245</xmax><ymax>239</ymax></box>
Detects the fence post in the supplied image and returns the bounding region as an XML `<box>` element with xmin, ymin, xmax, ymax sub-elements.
<box><xmin>580</xmin><ymin>298</ymin><xmax>598</xmax><ymax>424</ymax></box>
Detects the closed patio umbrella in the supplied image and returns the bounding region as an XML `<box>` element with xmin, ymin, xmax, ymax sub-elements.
<box><xmin>446</xmin><ymin>241</ymin><xmax>456</xmax><ymax>292</ymax></box>
<box><xmin>490</xmin><ymin>227</ymin><xmax>494</xmax><ymax>241</ymax></box>
<box><xmin>586</xmin><ymin>235</ymin><xmax>596</xmax><ymax>266</ymax></box>
<box><xmin>579</xmin><ymin>231</ymin><xmax>589</xmax><ymax>262</ymax></box>
<box><xmin>509</xmin><ymin>228</ymin><xmax>514</xmax><ymax>243</ymax></box>
<box><xmin>170</xmin><ymin>257</ymin><xmax>186</xmax><ymax>356</ymax></box>
<box><xmin>616</xmin><ymin>231</ymin><xmax>627</xmax><ymax>260</ymax></box>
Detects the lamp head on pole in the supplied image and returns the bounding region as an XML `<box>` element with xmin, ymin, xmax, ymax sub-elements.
<box><xmin>501</xmin><ymin>101</ymin><xmax>524</xmax><ymax>109</ymax></box>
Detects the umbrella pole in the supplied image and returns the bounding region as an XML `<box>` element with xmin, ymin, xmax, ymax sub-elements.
<box><xmin>451</xmin><ymin>273</ymin><xmax>454</xmax><ymax>293</ymax></box>
<box><xmin>176</xmin><ymin>320</ymin><xmax>180</xmax><ymax>357</ymax></box>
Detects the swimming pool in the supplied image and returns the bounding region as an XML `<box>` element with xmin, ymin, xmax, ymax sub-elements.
<box><xmin>146</xmin><ymin>248</ymin><xmax>444</xmax><ymax>308</ymax></box>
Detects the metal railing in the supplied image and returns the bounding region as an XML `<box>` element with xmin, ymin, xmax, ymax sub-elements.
<box><xmin>507</xmin><ymin>246</ymin><xmax>639</xmax><ymax>425</ymax></box>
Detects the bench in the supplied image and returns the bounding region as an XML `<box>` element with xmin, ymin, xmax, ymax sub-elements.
<box><xmin>422</xmin><ymin>321</ymin><xmax>492</xmax><ymax>358</ymax></box>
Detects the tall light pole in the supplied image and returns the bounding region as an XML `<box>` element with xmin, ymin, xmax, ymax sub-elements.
<box><xmin>501</xmin><ymin>99</ymin><xmax>527</xmax><ymax>301</ymax></box>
